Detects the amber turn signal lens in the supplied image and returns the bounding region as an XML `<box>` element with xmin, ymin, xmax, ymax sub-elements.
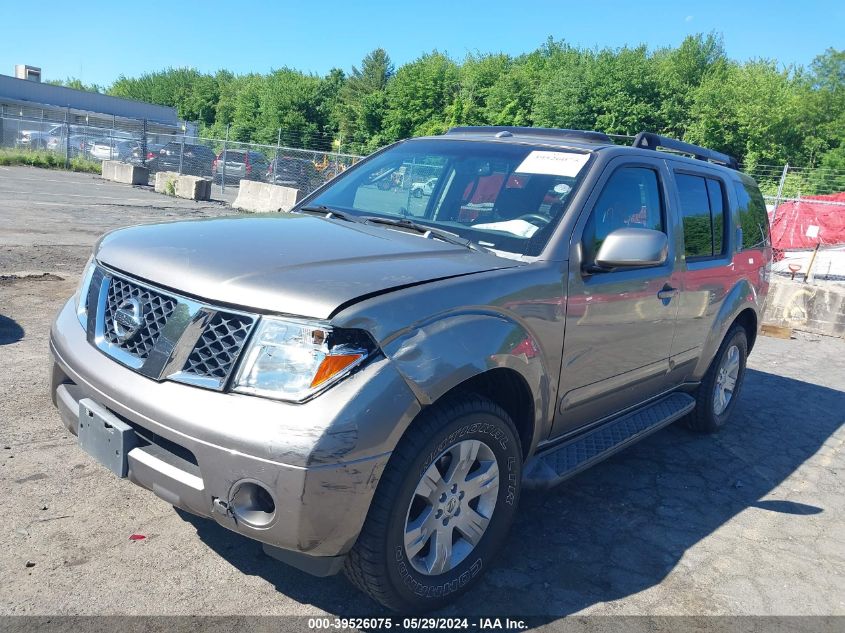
<box><xmin>310</xmin><ymin>353</ymin><xmax>363</xmax><ymax>388</ymax></box>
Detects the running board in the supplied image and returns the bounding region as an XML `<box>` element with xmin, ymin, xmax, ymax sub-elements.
<box><xmin>523</xmin><ymin>392</ymin><xmax>695</xmax><ymax>489</ymax></box>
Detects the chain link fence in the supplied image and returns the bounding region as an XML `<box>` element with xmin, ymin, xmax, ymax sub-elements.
<box><xmin>2</xmin><ymin>110</ymin><xmax>843</xmax><ymax>280</ymax></box>
<box><xmin>0</xmin><ymin>114</ymin><xmax>362</xmax><ymax>197</ymax></box>
<box><xmin>742</xmin><ymin>163</ymin><xmax>845</xmax><ymax>283</ymax></box>
<box><xmin>144</xmin><ymin>131</ymin><xmax>361</xmax><ymax>195</ymax></box>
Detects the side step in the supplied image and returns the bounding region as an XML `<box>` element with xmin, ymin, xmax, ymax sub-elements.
<box><xmin>523</xmin><ymin>392</ymin><xmax>695</xmax><ymax>489</ymax></box>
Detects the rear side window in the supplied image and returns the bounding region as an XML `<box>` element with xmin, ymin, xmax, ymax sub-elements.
<box><xmin>676</xmin><ymin>173</ymin><xmax>728</xmax><ymax>259</ymax></box>
<box><xmin>584</xmin><ymin>167</ymin><xmax>664</xmax><ymax>262</ymax></box>
<box><xmin>734</xmin><ymin>180</ymin><xmax>770</xmax><ymax>250</ymax></box>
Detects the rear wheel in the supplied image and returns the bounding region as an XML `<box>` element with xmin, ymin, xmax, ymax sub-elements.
<box><xmin>344</xmin><ymin>394</ymin><xmax>522</xmax><ymax>612</ymax></box>
<box><xmin>685</xmin><ymin>325</ymin><xmax>748</xmax><ymax>433</ymax></box>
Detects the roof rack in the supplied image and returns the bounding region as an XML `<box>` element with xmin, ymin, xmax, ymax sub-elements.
<box><xmin>446</xmin><ymin>126</ymin><xmax>612</xmax><ymax>145</ymax></box>
<box><xmin>632</xmin><ymin>132</ymin><xmax>738</xmax><ymax>169</ymax></box>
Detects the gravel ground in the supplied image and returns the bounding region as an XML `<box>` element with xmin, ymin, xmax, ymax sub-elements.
<box><xmin>1</xmin><ymin>166</ymin><xmax>844</xmax><ymax>620</ymax></box>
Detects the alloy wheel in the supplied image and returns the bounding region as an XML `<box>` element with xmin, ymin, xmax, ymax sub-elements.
<box><xmin>403</xmin><ymin>439</ymin><xmax>499</xmax><ymax>575</ymax></box>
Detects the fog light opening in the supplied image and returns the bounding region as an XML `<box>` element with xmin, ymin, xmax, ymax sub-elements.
<box><xmin>229</xmin><ymin>480</ymin><xmax>276</xmax><ymax>527</ymax></box>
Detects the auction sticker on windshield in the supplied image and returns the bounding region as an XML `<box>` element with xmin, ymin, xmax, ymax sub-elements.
<box><xmin>515</xmin><ymin>150</ymin><xmax>590</xmax><ymax>177</ymax></box>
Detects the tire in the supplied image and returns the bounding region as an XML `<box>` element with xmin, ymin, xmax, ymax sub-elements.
<box><xmin>684</xmin><ymin>325</ymin><xmax>748</xmax><ymax>433</ymax></box>
<box><xmin>412</xmin><ymin>188</ymin><xmax>423</xmax><ymax>198</ymax></box>
<box><xmin>344</xmin><ymin>394</ymin><xmax>522</xmax><ymax>612</ymax></box>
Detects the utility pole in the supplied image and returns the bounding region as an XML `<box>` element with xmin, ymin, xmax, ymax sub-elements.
<box><xmin>221</xmin><ymin>124</ymin><xmax>230</xmax><ymax>193</ymax></box>
<box><xmin>273</xmin><ymin>127</ymin><xmax>281</xmax><ymax>183</ymax></box>
<box><xmin>771</xmin><ymin>164</ymin><xmax>789</xmax><ymax>224</ymax></box>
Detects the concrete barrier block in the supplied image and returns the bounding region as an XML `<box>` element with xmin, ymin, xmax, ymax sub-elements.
<box><xmin>175</xmin><ymin>175</ymin><xmax>211</xmax><ymax>201</ymax></box>
<box><xmin>102</xmin><ymin>160</ymin><xmax>148</xmax><ymax>185</ymax></box>
<box><xmin>762</xmin><ymin>277</ymin><xmax>845</xmax><ymax>337</ymax></box>
<box><xmin>233</xmin><ymin>180</ymin><xmax>301</xmax><ymax>213</ymax></box>
<box><xmin>154</xmin><ymin>171</ymin><xmax>179</xmax><ymax>195</ymax></box>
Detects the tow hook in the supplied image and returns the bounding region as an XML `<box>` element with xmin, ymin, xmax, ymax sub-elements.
<box><xmin>212</xmin><ymin>496</ymin><xmax>233</xmax><ymax>519</ymax></box>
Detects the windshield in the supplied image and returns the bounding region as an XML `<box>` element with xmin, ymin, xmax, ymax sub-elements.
<box><xmin>307</xmin><ymin>139</ymin><xmax>590</xmax><ymax>256</ymax></box>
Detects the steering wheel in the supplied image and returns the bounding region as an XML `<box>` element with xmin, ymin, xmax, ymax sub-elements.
<box><xmin>517</xmin><ymin>213</ymin><xmax>551</xmax><ymax>228</ymax></box>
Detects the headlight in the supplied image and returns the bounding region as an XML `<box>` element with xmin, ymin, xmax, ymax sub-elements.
<box><xmin>233</xmin><ymin>317</ymin><xmax>373</xmax><ymax>402</ymax></box>
<box><xmin>75</xmin><ymin>257</ymin><xmax>96</xmax><ymax>327</ymax></box>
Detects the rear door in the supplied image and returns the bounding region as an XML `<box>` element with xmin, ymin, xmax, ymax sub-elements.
<box><xmin>668</xmin><ymin>167</ymin><xmax>734</xmax><ymax>371</ymax></box>
<box><xmin>553</xmin><ymin>157</ymin><xmax>683</xmax><ymax>438</ymax></box>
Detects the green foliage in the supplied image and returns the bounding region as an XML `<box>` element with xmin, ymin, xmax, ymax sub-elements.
<box><xmin>45</xmin><ymin>77</ymin><xmax>103</xmax><ymax>93</ymax></box>
<box><xmin>110</xmin><ymin>68</ymin><xmax>220</xmax><ymax>124</ymax></box>
<box><xmin>337</xmin><ymin>49</ymin><xmax>394</xmax><ymax>152</ymax></box>
<box><xmin>164</xmin><ymin>177</ymin><xmax>176</xmax><ymax>196</ymax></box>
<box><xmin>383</xmin><ymin>52</ymin><xmax>460</xmax><ymax>142</ymax></box>
<box><xmin>52</xmin><ymin>40</ymin><xmax>844</xmax><ymax>182</ymax></box>
<box><xmin>0</xmin><ymin>150</ymin><xmax>100</xmax><ymax>173</ymax></box>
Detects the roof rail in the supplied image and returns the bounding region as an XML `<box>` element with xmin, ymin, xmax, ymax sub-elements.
<box><xmin>446</xmin><ymin>126</ymin><xmax>612</xmax><ymax>145</ymax></box>
<box><xmin>632</xmin><ymin>132</ymin><xmax>738</xmax><ymax>169</ymax></box>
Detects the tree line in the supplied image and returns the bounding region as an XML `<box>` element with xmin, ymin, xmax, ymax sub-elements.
<box><xmin>48</xmin><ymin>35</ymin><xmax>845</xmax><ymax>182</ymax></box>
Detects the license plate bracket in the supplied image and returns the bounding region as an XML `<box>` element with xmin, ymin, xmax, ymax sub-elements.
<box><xmin>78</xmin><ymin>399</ymin><xmax>138</xmax><ymax>477</ymax></box>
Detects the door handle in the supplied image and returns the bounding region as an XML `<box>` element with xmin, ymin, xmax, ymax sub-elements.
<box><xmin>657</xmin><ymin>284</ymin><xmax>678</xmax><ymax>303</ymax></box>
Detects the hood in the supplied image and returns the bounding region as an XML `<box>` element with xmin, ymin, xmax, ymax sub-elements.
<box><xmin>95</xmin><ymin>214</ymin><xmax>518</xmax><ymax>319</ymax></box>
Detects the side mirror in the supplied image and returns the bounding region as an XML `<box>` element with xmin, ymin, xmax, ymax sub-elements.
<box><xmin>593</xmin><ymin>228</ymin><xmax>668</xmax><ymax>271</ymax></box>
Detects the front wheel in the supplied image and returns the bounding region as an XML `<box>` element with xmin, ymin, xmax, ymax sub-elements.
<box><xmin>684</xmin><ymin>325</ymin><xmax>748</xmax><ymax>433</ymax></box>
<box><xmin>344</xmin><ymin>394</ymin><xmax>522</xmax><ymax>612</ymax></box>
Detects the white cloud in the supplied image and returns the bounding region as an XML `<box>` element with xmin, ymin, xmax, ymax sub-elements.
<box><xmin>685</xmin><ymin>15</ymin><xmax>694</xmax><ymax>22</ymax></box>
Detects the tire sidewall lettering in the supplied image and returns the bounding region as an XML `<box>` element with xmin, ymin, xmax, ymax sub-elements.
<box><xmin>421</xmin><ymin>421</ymin><xmax>510</xmax><ymax>478</ymax></box>
<box><xmin>390</xmin><ymin>412</ymin><xmax>520</xmax><ymax>603</ymax></box>
<box><xmin>395</xmin><ymin>545</ymin><xmax>483</xmax><ymax>598</ymax></box>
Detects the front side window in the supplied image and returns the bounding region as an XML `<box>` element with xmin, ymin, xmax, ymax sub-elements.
<box><xmin>583</xmin><ymin>167</ymin><xmax>664</xmax><ymax>263</ymax></box>
<box><xmin>308</xmin><ymin>139</ymin><xmax>590</xmax><ymax>256</ymax></box>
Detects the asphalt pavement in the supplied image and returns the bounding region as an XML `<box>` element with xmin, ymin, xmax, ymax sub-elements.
<box><xmin>1</xmin><ymin>166</ymin><xmax>843</xmax><ymax>621</ymax></box>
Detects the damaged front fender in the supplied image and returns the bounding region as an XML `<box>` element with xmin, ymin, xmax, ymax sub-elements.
<box><xmin>380</xmin><ymin>310</ymin><xmax>551</xmax><ymax>446</ymax></box>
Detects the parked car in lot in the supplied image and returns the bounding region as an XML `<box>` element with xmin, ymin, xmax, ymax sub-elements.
<box><xmin>265</xmin><ymin>156</ymin><xmax>318</xmax><ymax>192</ymax></box>
<box><xmin>89</xmin><ymin>138</ymin><xmax>125</xmax><ymax>161</ymax></box>
<box><xmin>411</xmin><ymin>177</ymin><xmax>438</xmax><ymax>197</ymax></box>
<box><xmin>50</xmin><ymin>126</ymin><xmax>771</xmax><ymax>612</ymax></box>
<box><xmin>212</xmin><ymin>149</ymin><xmax>269</xmax><ymax>184</ymax></box>
<box><xmin>124</xmin><ymin>142</ymin><xmax>165</xmax><ymax>165</ymax></box>
<box><xmin>16</xmin><ymin>124</ymin><xmax>63</xmax><ymax>149</ymax></box>
<box><xmin>147</xmin><ymin>142</ymin><xmax>217</xmax><ymax>176</ymax></box>
<box><xmin>46</xmin><ymin>134</ymin><xmax>92</xmax><ymax>159</ymax></box>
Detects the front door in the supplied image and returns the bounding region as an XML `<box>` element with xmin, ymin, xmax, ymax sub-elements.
<box><xmin>552</xmin><ymin>158</ymin><xmax>682</xmax><ymax>438</ymax></box>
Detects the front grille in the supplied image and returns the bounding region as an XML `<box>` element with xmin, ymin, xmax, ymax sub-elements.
<box><xmin>103</xmin><ymin>276</ymin><xmax>177</xmax><ymax>359</ymax></box>
<box><xmin>90</xmin><ymin>266</ymin><xmax>257</xmax><ymax>391</ymax></box>
<box><xmin>181</xmin><ymin>312</ymin><xmax>254</xmax><ymax>381</ymax></box>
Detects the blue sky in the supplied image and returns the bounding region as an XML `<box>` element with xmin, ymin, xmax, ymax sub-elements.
<box><xmin>2</xmin><ymin>0</ymin><xmax>842</xmax><ymax>86</ymax></box>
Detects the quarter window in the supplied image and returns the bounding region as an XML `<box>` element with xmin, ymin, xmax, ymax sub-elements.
<box><xmin>584</xmin><ymin>167</ymin><xmax>664</xmax><ymax>263</ymax></box>
<box><xmin>676</xmin><ymin>173</ymin><xmax>727</xmax><ymax>259</ymax></box>
<box><xmin>734</xmin><ymin>180</ymin><xmax>770</xmax><ymax>250</ymax></box>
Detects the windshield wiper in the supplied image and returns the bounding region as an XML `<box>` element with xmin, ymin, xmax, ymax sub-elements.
<box><xmin>296</xmin><ymin>205</ymin><xmax>362</xmax><ymax>223</ymax></box>
<box><xmin>362</xmin><ymin>216</ymin><xmax>485</xmax><ymax>252</ymax></box>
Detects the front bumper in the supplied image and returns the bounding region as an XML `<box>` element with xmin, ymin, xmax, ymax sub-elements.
<box><xmin>49</xmin><ymin>298</ymin><xmax>421</xmax><ymax>568</ymax></box>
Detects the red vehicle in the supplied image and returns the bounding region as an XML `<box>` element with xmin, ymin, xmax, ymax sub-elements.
<box><xmin>212</xmin><ymin>150</ymin><xmax>270</xmax><ymax>184</ymax></box>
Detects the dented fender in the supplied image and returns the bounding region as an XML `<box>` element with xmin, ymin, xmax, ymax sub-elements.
<box><xmin>379</xmin><ymin>309</ymin><xmax>551</xmax><ymax>447</ymax></box>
